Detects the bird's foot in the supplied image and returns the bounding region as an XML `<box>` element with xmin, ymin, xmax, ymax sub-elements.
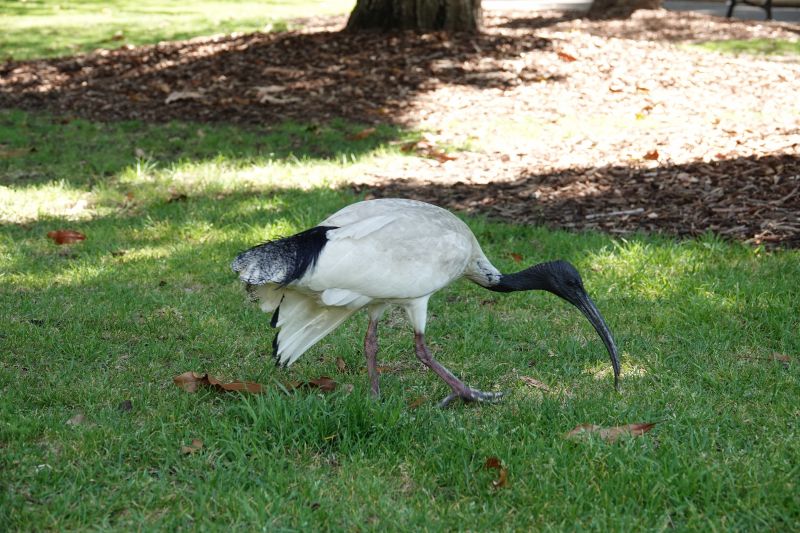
<box><xmin>438</xmin><ymin>389</ymin><xmax>504</xmax><ymax>408</ymax></box>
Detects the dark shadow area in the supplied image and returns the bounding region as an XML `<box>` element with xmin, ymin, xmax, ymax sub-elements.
<box><xmin>495</xmin><ymin>14</ymin><xmax>582</xmax><ymax>30</ymax></box>
<box><xmin>0</xmin><ymin>110</ymin><xmax>408</xmax><ymax>188</ymax></box>
<box><xmin>494</xmin><ymin>9</ymin><xmax>800</xmax><ymax>41</ymax></box>
<box><xmin>0</xmin><ymin>27</ymin><xmax>553</xmax><ymax>127</ymax></box>
<box><xmin>355</xmin><ymin>153</ymin><xmax>800</xmax><ymax>247</ymax></box>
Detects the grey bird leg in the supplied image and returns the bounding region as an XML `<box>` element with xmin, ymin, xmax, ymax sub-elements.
<box><xmin>413</xmin><ymin>333</ymin><xmax>503</xmax><ymax>408</ymax></box>
<box><xmin>364</xmin><ymin>319</ymin><xmax>380</xmax><ymax>398</ymax></box>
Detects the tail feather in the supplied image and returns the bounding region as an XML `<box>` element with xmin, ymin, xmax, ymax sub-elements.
<box><xmin>273</xmin><ymin>291</ymin><xmax>355</xmax><ymax>367</ymax></box>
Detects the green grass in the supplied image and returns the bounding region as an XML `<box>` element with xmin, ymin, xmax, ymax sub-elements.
<box><xmin>2</xmin><ymin>110</ymin><xmax>800</xmax><ymax>530</ymax></box>
<box><xmin>693</xmin><ymin>38</ymin><xmax>800</xmax><ymax>57</ymax></box>
<box><xmin>0</xmin><ymin>0</ymin><xmax>354</xmax><ymax>60</ymax></box>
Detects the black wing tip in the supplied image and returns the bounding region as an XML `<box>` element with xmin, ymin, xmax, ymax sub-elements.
<box><xmin>272</xmin><ymin>333</ymin><xmax>281</xmax><ymax>366</ymax></box>
<box><xmin>270</xmin><ymin>305</ymin><xmax>280</xmax><ymax>328</ymax></box>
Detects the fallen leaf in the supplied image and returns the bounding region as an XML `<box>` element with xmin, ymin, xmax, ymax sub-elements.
<box><xmin>0</xmin><ymin>147</ymin><xmax>32</xmax><ymax>158</ymax></box>
<box><xmin>557</xmin><ymin>51</ymin><xmax>578</xmax><ymax>62</ymax></box>
<box><xmin>407</xmin><ymin>396</ymin><xmax>426</xmax><ymax>409</ymax></box>
<box><xmin>771</xmin><ymin>353</ymin><xmax>791</xmax><ymax>363</ymax></box>
<box><xmin>283</xmin><ymin>376</ymin><xmax>338</xmax><ymax>393</ymax></box>
<box><xmin>335</xmin><ymin>357</ymin><xmax>347</xmax><ymax>373</ymax></box>
<box><xmin>173</xmin><ymin>372</ymin><xmax>265</xmax><ymax>394</ymax></box>
<box><xmin>66</xmin><ymin>413</ymin><xmax>86</xmax><ymax>426</ymax></box>
<box><xmin>165</xmin><ymin>91</ymin><xmax>204</xmax><ymax>104</ymax></box>
<box><xmin>47</xmin><ymin>230</ymin><xmax>86</xmax><ymax>245</ymax></box>
<box><xmin>510</xmin><ymin>252</ymin><xmax>523</xmax><ymax>263</ymax></box>
<box><xmin>483</xmin><ymin>456</ymin><xmax>508</xmax><ymax>488</ymax></box>
<box><xmin>520</xmin><ymin>376</ymin><xmax>551</xmax><ymax>392</ymax></box>
<box><xmin>180</xmin><ymin>438</ymin><xmax>203</xmax><ymax>454</ymax></box>
<box><xmin>566</xmin><ymin>422</ymin><xmax>656</xmax><ymax>443</ymax></box>
<box><xmin>484</xmin><ymin>456</ymin><xmax>502</xmax><ymax>469</ymax></box>
<box><xmin>428</xmin><ymin>148</ymin><xmax>457</xmax><ymax>163</ymax></box>
<box><xmin>348</xmin><ymin>127</ymin><xmax>376</xmax><ymax>141</ymax></box>
<box><xmin>399</xmin><ymin>140</ymin><xmax>420</xmax><ymax>153</ymax></box>
<box><xmin>307</xmin><ymin>376</ymin><xmax>337</xmax><ymax>392</ymax></box>
<box><xmin>493</xmin><ymin>467</ymin><xmax>508</xmax><ymax>488</ymax></box>
<box><xmin>117</xmin><ymin>400</ymin><xmax>133</xmax><ymax>412</ymax></box>
<box><xmin>643</xmin><ymin>150</ymin><xmax>659</xmax><ymax>161</ymax></box>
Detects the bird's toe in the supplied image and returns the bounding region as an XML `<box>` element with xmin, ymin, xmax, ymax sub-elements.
<box><xmin>438</xmin><ymin>389</ymin><xmax>504</xmax><ymax>408</ymax></box>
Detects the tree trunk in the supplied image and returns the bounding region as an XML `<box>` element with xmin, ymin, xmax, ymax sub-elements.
<box><xmin>346</xmin><ymin>0</ymin><xmax>482</xmax><ymax>32</ymax></box>
<box><xmin>587</xmin><ymin>0</ymin><xmax>662</xmax><ymax>18</ymax></box>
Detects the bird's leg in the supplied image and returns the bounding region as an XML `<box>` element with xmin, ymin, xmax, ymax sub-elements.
<box><xmin>364</xmin><ymin>319</ymin><xmax>380</xmax><ymax>398</ymax></box>
<box><xmin>413</xmin><ymin>333</ymin><xmax>503</xmax><ymax>408</ymax></box>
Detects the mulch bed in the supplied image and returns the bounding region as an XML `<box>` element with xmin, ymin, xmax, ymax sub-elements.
<box><xmin>1</xmin><ymin>9</ymin><xmax>798</xmax><ymax>246</ymax></box>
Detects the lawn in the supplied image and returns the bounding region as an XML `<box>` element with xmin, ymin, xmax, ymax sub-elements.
<box><xmin>0</xmin><ymin>0</ymin><xmax>354</xmax><ymax>60</ymax></box>
<box><xmin>2</xmin><ymin>108</ymin><xmax>799</xmax><ymax>530</ymax></box>
<box><xmin>2</xmin><ymin>2</ymin><xmax>800</xmax><ymax>530</ymax></box>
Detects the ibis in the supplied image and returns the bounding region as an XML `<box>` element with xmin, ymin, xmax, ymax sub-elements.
<box><xmin>232</xmin><ymin>198</ymin><xmax>620</xmax><ymax>406</ymax></box>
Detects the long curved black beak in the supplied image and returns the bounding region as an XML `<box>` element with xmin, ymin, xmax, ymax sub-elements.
<box><xmin>572</xmin><ymin>292</ymin><xmax>621</xmax><ymax>390</ymax></box>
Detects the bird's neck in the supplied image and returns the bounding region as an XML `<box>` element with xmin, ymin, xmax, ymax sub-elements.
<box><xmin>487</xmin><ymin>264</ymin><xmax>552</xmax><ymax>293</ymax></box>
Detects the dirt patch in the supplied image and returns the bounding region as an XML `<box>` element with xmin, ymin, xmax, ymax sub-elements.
<box><xmin>1</xmin><ymin>9</ymin><xmax>798</xmax><ymax>246</ymax></box>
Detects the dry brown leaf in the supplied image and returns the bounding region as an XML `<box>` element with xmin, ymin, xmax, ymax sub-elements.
<box><xmin>0</xmin><ymin>147</ymin><xmax>32</xmax><ymax>158</ymax></box>
<box><xmin>47</xmin><ymin>230</ymin><xmax>86</xmax><ymax>245</ymax></box>
<box><xmin>493</xmin><ymin>467</ymin><xmax>508</xmax><ymax>488</ymax></box>
<box><xmin>335</xmin><ymin>357</ymin><xmax>347</xmax><ymax>373</ymax></box>
<box><xmin>484</xmin><ymin>457</ymin><xmax>502</xmax><ymax>470</ymax></box>
<box><xmin>284</xmin><ymin>376</ymin><xmax>338</xmax><ymax>393</ymax></box>
<box><xmin>407</xmin><ymin>397</ymin><xmax>426</xmax><ymax>409</ymax></box>
<box><xmin>483</xmin><ymin>456</ymin><xmax>508</xmax><ymax>488</ymax></box>
<box><xmin>307</xmin><ymin>376</ymin><xmax>337</xmax><ymax>392</ymax></box>
<box><xmin>181</xmin><ymin>438</ymin><xmax>203</xmax><ymax>455</ymax></box>
<box><xmin>643</xmin><ymin>150</ymin><xmax>660</xmax><ymax>161</ymax></box>
<box><xmin>399</xmin><ymin>140</ymin><xmax>420</xmax><ymax>153</ymax></box>
<box><xmin>566</xmin><ymin>422</ymin><xmax>656</xmax><ymax>443</ymax></box>
<box><xmin>173</xmin><ymin>372</ymin><xmax>265</xmax><ymax>394</ymax></box>
<box><xmin>771</xmin><ymin>353</ymin><xmax>791</xmax><ymax>363</ymax></box>
<box><xmin>520</xmin><ymin>376</ymin><xmax>552</xmax><ymax>392</ymax></box>
<box><xmin>348</xmin><ymin>127</ymin><xmax>376</xmax><ymax>141</ymax></box>
<box><xmin>428</xmin><ymin>148</ymin><xmax>457</xmax><ymax>163</ymax></box>
<box><xmin>557</xmin><ymin>51</ymin><xmax>578</xmax><ymax>62</ymax></box>
<box><xmin>509</xmin><ymin>252</ymin><xmax>523</xmax><ymax>263</ymax></box>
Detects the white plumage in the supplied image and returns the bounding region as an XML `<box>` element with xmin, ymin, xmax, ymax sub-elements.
<box><xmin>233</xmin><ymin>198</ymin><xmax>621</xmax><ymax>406</ymax></box>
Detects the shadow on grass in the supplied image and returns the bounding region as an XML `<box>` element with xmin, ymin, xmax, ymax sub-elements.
<box><xmin>0</xmin><ymin>110</ymin><xmax>411</xmax><ymax>189</ymax></box>
<box><xmin>495</xmin><ymin>9</ymin><xmax>800</xmax><ymax>42</ymax></box>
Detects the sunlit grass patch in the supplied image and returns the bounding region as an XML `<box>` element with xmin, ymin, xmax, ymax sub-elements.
<box><xmin>0</xmin><ymin>0</ymin><xmax>355</xmax><ymax>60</ymax></box>
<box><xmin>0</xmin><ymin>110</ymin><xmax>418</xmax><ymax>223</ymax></box>
<box><xmin>691</xmin><ymin>38</ymin><xmax>800</xmax><ymax>57</ymax></box>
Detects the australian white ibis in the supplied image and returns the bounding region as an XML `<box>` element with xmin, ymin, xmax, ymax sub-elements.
<box><xmin>233</xmin><ymin>198</ymin><xmax>620</xmax><ymax>406</ymax></box>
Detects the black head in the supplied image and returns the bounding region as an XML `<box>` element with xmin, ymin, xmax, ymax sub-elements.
<box><xmin>536</xmin><ymin>260</ymin><xmax>586</xmax><ymax>305</ymax></box>
<box><xmin>492</xmin><ymin>260</ymin><xmax>621</xmax><ymax>389</ymax></box>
